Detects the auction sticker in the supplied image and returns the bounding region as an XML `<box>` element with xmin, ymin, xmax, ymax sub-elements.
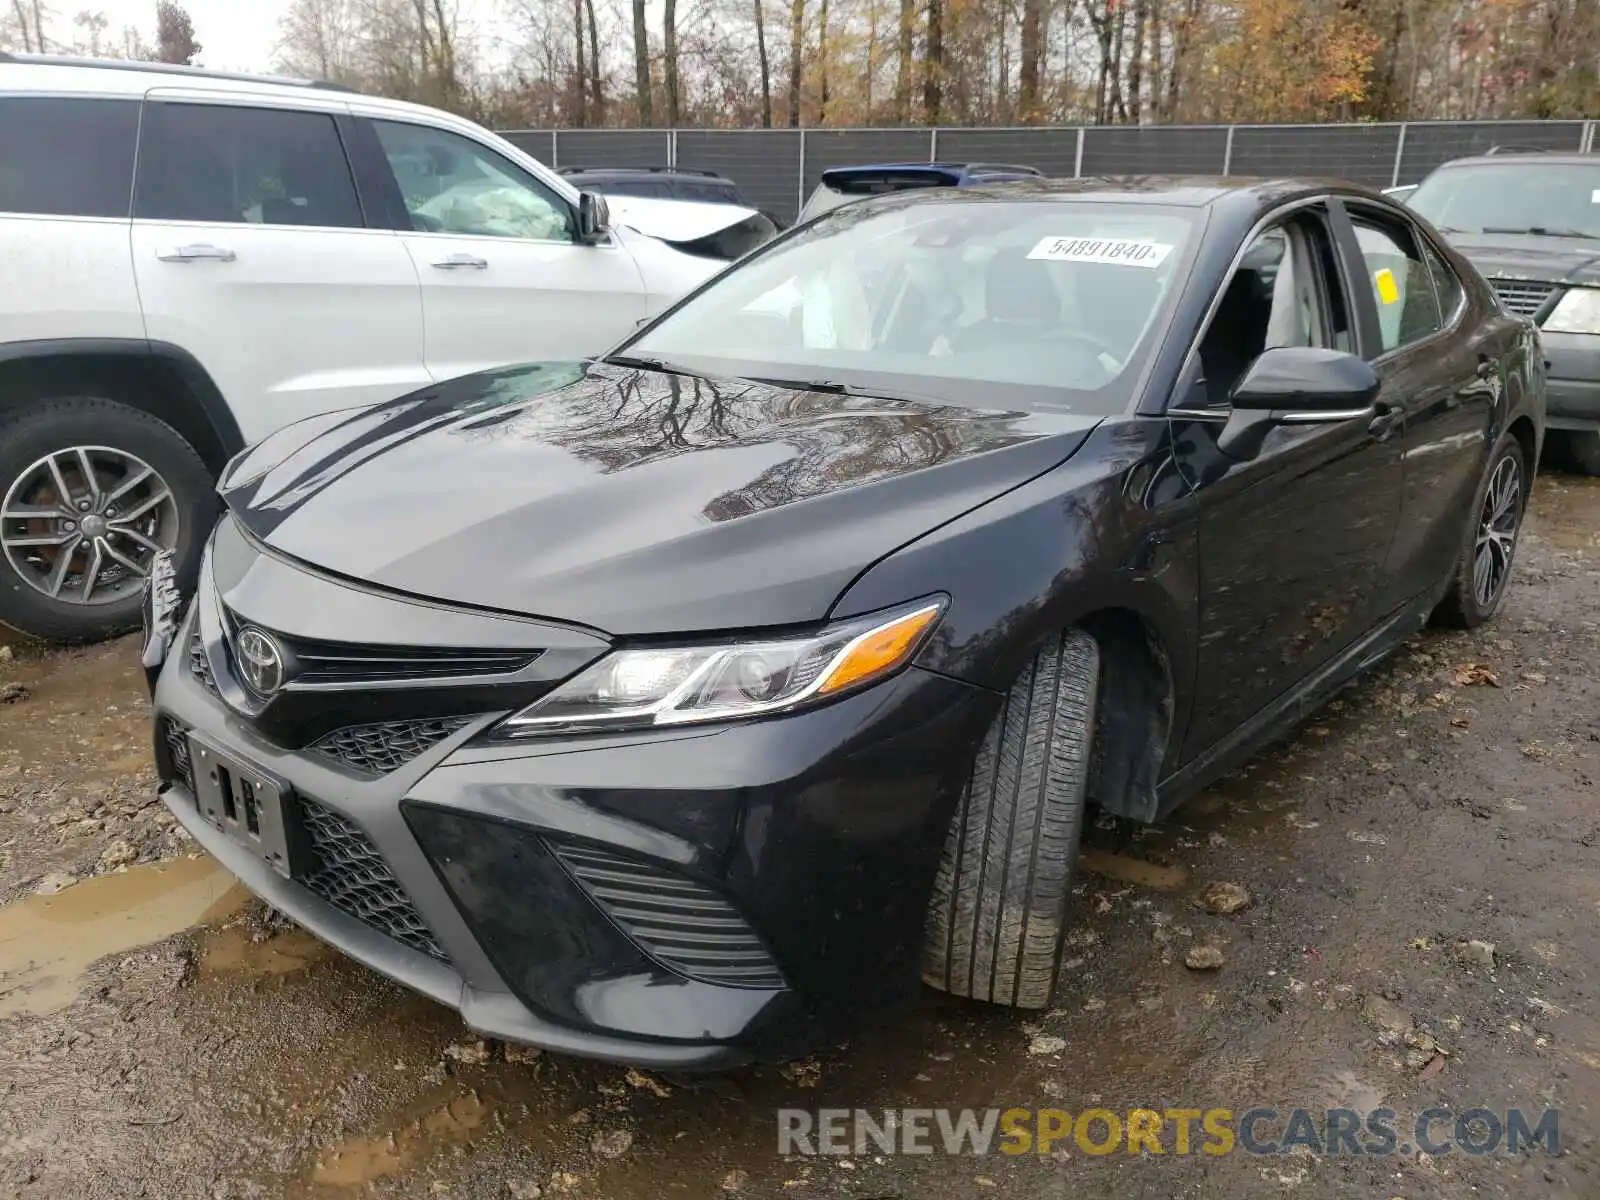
<box><xmin>1027</xmin><ymin>236</ymin><xmax>1173</xmax><ymax>268</ymax></box>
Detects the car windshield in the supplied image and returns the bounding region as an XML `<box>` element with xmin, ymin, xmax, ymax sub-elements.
<box><xmin>1408</xmin><ymin>162</ymin><xmax>1600</xmax><ymax>239</ymax></box>
<box><xmin>626</xmin><ymin>197</ymin><xmax>1200</xmax><ymax>414</ymax></box>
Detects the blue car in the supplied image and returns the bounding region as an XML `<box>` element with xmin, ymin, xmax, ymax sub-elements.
<box><xmin>799</xmin><ymin>162</ymin><xmax>1043</xmax><ymax>222</ymax></box>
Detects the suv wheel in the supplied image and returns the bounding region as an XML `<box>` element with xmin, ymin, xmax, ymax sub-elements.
<box><xmin>1563</xmin><ymin>430</ymin><xmax>1600</xmax><ymax>477</ymax></box>
<box><xmin>922</xmin><ymin>629</ymin><xmax>1099</xmax><ymax>1009</ymax></box>
<box><xmin>0</xmin><ymin>396</ymin><xmax>214</xmax><ymax>644</ymax></box>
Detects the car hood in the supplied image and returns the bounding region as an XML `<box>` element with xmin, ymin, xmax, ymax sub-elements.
<box><xmin>1446</xmin><ymin>232</ymin><xmax>1600</xmax><ymax>286</ymax></box>
<box><xmin>220</xmin><ymin>363</ymin><xmax>1099</xmax><ymax>635</ymax></box>
<box><xmin>602</xmin><ymin>195</ymin><xmax>762</xmax><ymax>243</ymax></box>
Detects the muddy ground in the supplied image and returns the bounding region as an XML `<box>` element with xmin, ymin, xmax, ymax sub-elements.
<box><xmin>0</xmin><ymin>472</ymin><xmax>1595</xmax><ymax>1200</ymax></box>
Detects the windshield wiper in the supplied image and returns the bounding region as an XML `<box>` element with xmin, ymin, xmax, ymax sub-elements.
<box><xmin>742</xmin><ymin>375</ymin><xmax>942</xmax><ymax>405</ymax></box>
<box><xmin>1480</xmin><ymin>225</ymin><xmax>1599</xmax><ymax>240</ymax></box>
<box><xmin>599</xmin><ymin>353</ymin><xmax>703</xmax><ymax>377</ymax></box>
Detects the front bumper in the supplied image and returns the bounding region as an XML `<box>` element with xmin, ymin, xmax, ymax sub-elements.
<box><xmin>1541</xmin><ymin>331</ymin><xmax>1600</xmax><ymax>433</ymax></box>
<box><xmin>152</xmin><ymin>607</ymin><xmax>997</xmax><ymax>1067</ymax></box>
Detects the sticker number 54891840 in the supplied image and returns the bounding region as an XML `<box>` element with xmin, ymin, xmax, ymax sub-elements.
<box><xmin>1027</xmin><ymin>236</ymin><xmax>1174</xmax><ymax>268</ymax></box>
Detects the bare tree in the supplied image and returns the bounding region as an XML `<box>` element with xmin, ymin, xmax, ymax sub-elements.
<box><xmin>922</xmin><ymin>0</ymin><xmax>943</xmax><ymax>121</ymax></box>
<box><xmin>663</xmin><ymin>0</ymin><xmax>680</xmax><ymax>124</ymax></box>
<box><xmin>153</xmin><ymin>0</ymin><xmax>199</xmax><ymax>64</ymax></box>
<box><xmin>787</xmin><ymin>0</ymin><xmax>803</xmax><ymax>125</ymax></box>
<box><xmin>632</xmin><ymin>0</ymin><xmax>651</xmax><ymax>123</ymax></box>
<box><xmin>1018</xmin><ymin>0</ymin><xmax>1043</xmax><ymax>119</ymax></box>
<box><xmin>584</xmin><ymin>0</ymin><xmax>603</xmax><ymax>123</ymax></box>
<box><xmin>894</xmin><ymin>0</ymin><xmax>916</xmax><ymax>120</ymax></box>
<box><xmin>572</xmin><ymin>0</ymin><xmax>587</xmax><ymax>124</ymax></box>
<box><xmin>754</xmin><ymin>0</ymin><xmax>773</xmax><ymax>126</ymax></box>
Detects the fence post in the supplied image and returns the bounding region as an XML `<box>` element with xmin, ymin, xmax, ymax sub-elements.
<box><xmin>1390</xmin><ymin>123</ymin><xmax>1408</xmax><ymax>187</ymax></box>
<box><xmin>551</xmin><ymin>130</ymin><xmax>560</xmax><ymax>169</ymax></box>
<box><xmin>1073</xmin><ymin>127</ymin><xmax>1085</xmax><ymax>178</ymax></box>
<box><xmin>797</xmin><ymin>127</ymin><xmax>807</xmax><ymax>218</ymax></box>
<box><xmin>929</xmin><ymin>127</ymin><xmax>939</xmax><ymax>162</ymax></box>
<box><xmin>1584</xmin><ymin>120</ymin><xmax>1596</xmax><ymax>153</ymax></box>
<box><xmin>669</xmin><ymin>129</ymin><xmax>678</xmax><ymax>168</ymax></box>
<box><xmin>1221</xmin><ymin>126</ymin><xmax>1235</xmax><ymax>175</ymax></box>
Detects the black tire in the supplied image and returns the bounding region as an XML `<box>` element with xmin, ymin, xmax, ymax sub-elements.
<box><xmin>0</xmin><ymin>396</ymin><xmax>214</xmax><ymax>644</ymax></box>
<box><xmin>1562</xmin><ymin>430</ymin><xmax>1600</xmax><ymax>477</ymax></box>
<box><xmin>1432</xmin><ymin>433</ymin><xmax>1528</xmax><ymax>629</ymax></box>
<box><xmin>922</xmin><ymin>628</ymin><xmax>1099</xmax><ymax>1009</ymax></box>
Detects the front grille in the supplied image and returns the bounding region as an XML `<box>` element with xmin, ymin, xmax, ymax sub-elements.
<box><xmin>312</xmin><ymin>717</ymin><xmax>474</xmax><ymax>774</ymax></box>
<box><xmin>1491</xmin><ymin>279</ymin><xmax>1559</xmax><ymax>320</ymax></box>
<box><xmin>188</xmin><ymin>628</ymin><xmax>220</xmax><ymax>697</ymax></box>
<box><xmin>161</xmin><ymin>717</ymin><xmax>194</xmax><ymax>793</ymax></box>
<box><xmin>552</xmin><ymin>843</ymin><xmax>785</xmax><ymax>989</ymax></box>
<box><xmin>217</xmin><ymin>612</ymin><xmax>539</xmax><ymax>685</ymax></box>
<box><xmin>297</xmin><ymin>798</ymin><xmax>449</xmax><ymax>961</ymax></box>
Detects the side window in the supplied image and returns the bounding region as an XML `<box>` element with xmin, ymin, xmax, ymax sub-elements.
<box><xmin>1350</xmin><ymin>216</ymin><xmax>1443</xmax><ymax>352</ymax></box>
<box><xmin>0</xmin><ymin>97</ymin><xmax>138</xmax><ymax>218</ymax></box>
<box><xmin>372</xmin><ymin>121</ymin><xmax>574</xmax><ymax>241</ymax></box>
<box><xmin>134</xmin><ymin>103</ymin><xmax>363</xmax><ymax>228</ymax></box>
<box><xmin>1194</xmin><ymin>218</ymin><xmax>1332</xmax><ymax>407</ymax></box>
<box><xmin>1423</xmin><ymin>241</ymin><xmax>1465</xmax><ymax>322</ymax></box>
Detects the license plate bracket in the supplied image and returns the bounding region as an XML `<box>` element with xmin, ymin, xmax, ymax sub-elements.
<box><xmin>186</xmin><ymin>734</ymin><xmax>297</xmax><ymax>878</ymax></box>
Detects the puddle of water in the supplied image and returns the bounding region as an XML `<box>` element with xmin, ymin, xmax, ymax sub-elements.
<box><xmin>311</xmin><ymin>1086</ymin><xmax>490</xmax><ymax>1187</ymax></box>
<box><xmin>198</xmin><ymin>924</ymin><xmax>330</xmax><ymax>977</ymax></box>
<box><xmin>0</xmin><ymin>854</ymin><xmax>244</xmax><ymax>1017</ymax></box>
<box><xmin>1077</xmin><ymin>849</ymin><xmax>1188</xmax><ymax>890</ymax></box>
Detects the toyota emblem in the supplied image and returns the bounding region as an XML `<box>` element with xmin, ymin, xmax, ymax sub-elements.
<box><xmin>234</xmin><ymin>627</ymin><xmax>286</xmax><ymax>696</ymax></box>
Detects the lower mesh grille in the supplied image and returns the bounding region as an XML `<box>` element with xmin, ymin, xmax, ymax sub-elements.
<box><xmin>161</xmin><ymin>717</ymin><xmax>194</xmax><ymax>793</ymax></box>
<box><xmin>188</xmin><ymin>628</ymin><xmax>220</xmax><ymax>697</ymax></box>
<box><xmin>552</xmin><ymin>843</ymin><xmax>785</xmax><ymax>989</ymax></box>
<box><xmin>1491</xmin><ymin>279</ymin><xmax>1558</xmax><ymax>320</ymax></box>
<box><xmin>297</xmin><ymin>798</ymin><xmax>448</xmax><ymax>961</ymax></box>
<box><xmin>311</xmin><ymin>717</ymin><xmax>474</xmax><ymax>775</ymax></box>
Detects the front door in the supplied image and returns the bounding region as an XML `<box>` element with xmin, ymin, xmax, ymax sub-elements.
<box><xmin>130</xmin><ymin>94</ymin><xmax>428</xmax><ymax>444</ymax></box>
<box><xmin>360</xmin><ymin>116</ymin><xmax>649</xmax><ymax>382</ymax></box>
<box><xmin>1171</xmin><ymin>203</ymin><xmax>1405</xmax><ymax>761</ymax></box>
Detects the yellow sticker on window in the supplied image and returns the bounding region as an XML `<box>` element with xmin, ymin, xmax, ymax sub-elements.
<box><xmin>1374</xmin><ymin>268</ymin><xmax>1400</xmax><ymax>306</ymax></box>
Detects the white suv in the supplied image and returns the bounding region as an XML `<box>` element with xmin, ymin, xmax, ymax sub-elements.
<box><xmin>0</xmin><ymin>54</ymin><xmax>732</xmax><ymax>643</ymax></box>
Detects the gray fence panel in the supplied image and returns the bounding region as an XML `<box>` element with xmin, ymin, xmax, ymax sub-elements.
<box><xmin>675</xmin><ymin>129</ymin><xmax>803</xmax><ymax>221</ymax></box>
<box><xmin>500</xmin><ymin>129</ymin><xmax>557</xmax><ymax>164</ymax></box>
<box><xmin>1396</xmin><ymin>120</ymin><xmax>1587</xmax><ymax>183</ymax></box>
<box><xmin>935</xmin><ymin>127</ymin><xmax>1081</xmax><ymax>177</ymax></box>
<box><xmin>1229</xmin><ymin>123</ymin><xmax>1401</xmax><ymax>187</ymax></box>
<box><xmin>801</xmin><ymin>129</ymin><xmax>934</xmax><ymax>195</ymax></box>
<box><xmin>552</xmin><ymin>130</ymin><xmax>673</xmax><ymax>170</ymax></box>
<box><xmin>1082</xmin><ymin>125</ymin><xmax>1228</xmax><ymax>175</ymax></box>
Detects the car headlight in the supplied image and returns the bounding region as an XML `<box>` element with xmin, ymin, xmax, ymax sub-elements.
<box><xmin>1543</xmin><ymin>287</ymin><xmax>1600</xmax><ymax>334</ymax></box>
<box><xmin>497</xmin><ymin>598</ymin><xmax>946</xmax><ymax>737</ymax></box>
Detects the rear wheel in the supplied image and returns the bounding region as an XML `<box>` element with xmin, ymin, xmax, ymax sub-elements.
<box><xmin>922</xmin><ymin>629</ymin><xmax>1099</xmax><ymax>1009</ymax></box>
<box><xmin>1432</xmin><ymin>433</ymin><xmax>1527</xmax><ymax>629</ymax></box>
<box><xmin>0</xmin><ymin>397</ymin><xmax>214</xmax><ymax>644</ymax></box>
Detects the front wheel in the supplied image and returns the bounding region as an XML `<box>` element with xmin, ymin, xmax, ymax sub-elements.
<box><xmin>0</xmin><ymin>396</ymin><xmax>215</xmax><ymax>644</ymax></box>
<box><xmin>922</xmin><ymin>629</ymin><xmax>1100</xmax><ymax>1009</ymax></box>
<box><xmin>1432</xmin><ymin>433</ymin><xmax>1527</xmax><ymax>629</ymax></box>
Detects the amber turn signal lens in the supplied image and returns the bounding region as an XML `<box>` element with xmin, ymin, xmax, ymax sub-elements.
<box><xmin>817</xmin><ymin>603</ymin><xmax>943</xmax><ymax>696</ymax></box>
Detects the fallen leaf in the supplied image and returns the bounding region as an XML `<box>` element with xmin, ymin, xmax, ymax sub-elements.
<box><xmin>1452</xmin><ymin>663</ymin><xmax>1499</xmax><ymax>687</ymax></box>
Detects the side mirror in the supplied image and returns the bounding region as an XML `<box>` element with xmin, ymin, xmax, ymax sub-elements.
<box><xmin>577</xmin><ymin>190</ymin><xmax>610</xmax><ymax>243</ymax></box>
<box><xmin>1219</xmin><ymin>347</ymin><xmax>1382</xmax><ymax>460</ymax></box>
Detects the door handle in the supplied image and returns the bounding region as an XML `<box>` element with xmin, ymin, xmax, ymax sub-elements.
<box><xmin>156</xmin><ymin>243</ymin><xmax>236</xmax><ymax>263</ymax></box>
<box><xmin>430</xmin><ymin>253</ymin><xmax>488</xmax><ymax>270</ymax></box>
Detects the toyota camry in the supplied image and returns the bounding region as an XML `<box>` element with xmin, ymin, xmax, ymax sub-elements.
<box><xmin>144</xmin><ymin>177</ymin><xmax>1544</xmax><ymax>1068</ymax></box>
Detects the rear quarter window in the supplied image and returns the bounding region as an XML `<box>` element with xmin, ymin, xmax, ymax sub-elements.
<box><xmin>0</xmin><ymin>97</ymin><xmax>139</xmax><ymax>218</ymax></box>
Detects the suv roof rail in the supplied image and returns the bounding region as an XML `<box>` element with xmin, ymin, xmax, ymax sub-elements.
<box><xmin>557</xmin><ymin>165</ymin><xmax>728</xmax><ymax>179</ymax></box>
<box><xmin>964</xmin><ymin>162</ymin><xmax>1044</xmax><ymax>175</ymax></box>
<box><xmin>0</xmin><ymin>51</ymin><xmax>357</xmax><ymax>93</ymax></box>
<box><xmin>1483</xmin><ymin>144</ymin><xmax>1552</xmax><ymax>156</ymax></box>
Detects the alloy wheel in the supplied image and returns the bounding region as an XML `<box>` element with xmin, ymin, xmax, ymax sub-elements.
<box><xmin>0</xmin><ymin>446</ymin><xmax>180</xmax><ymax>606</ymax></box>
<box><xmin>1472</xmin><ymin>452</ymin><xmax>1521</xmax><ymax>609</ymax></box>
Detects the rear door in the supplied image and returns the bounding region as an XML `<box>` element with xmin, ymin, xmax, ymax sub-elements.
<box><xmin>1334</xmin><ymin>202</ymin><xmax>1498</xmax><ymax>607</ymax></box>
<box><xmin>352</xmin><ymin>114</ymin><xmax>649</xmax><ymax>382</ymax></box>
<box><xmin>130</xmin><ymin>92</ymin><xmax>427</xmax><ymax>444</ymax></box>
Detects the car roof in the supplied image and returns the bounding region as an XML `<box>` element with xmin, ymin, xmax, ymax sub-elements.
<box><xmin>559</xmin><ymin>166</ymin><xmax>737</xmax><ymax>182</ymax></box>
<box><xmin>0</xmin><ymin>52</ymin><xmax>453</xmax><ymax>123</ymax></box>
<box><xmin>833</xmin><ymin>174</ymin><xmax>1369</xmax><ymax>208</ymax></box>
<box><xmin>1433</xmin><ymin>151</ymin><xmax>1599</xmax><ymax>169</ymax></box>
